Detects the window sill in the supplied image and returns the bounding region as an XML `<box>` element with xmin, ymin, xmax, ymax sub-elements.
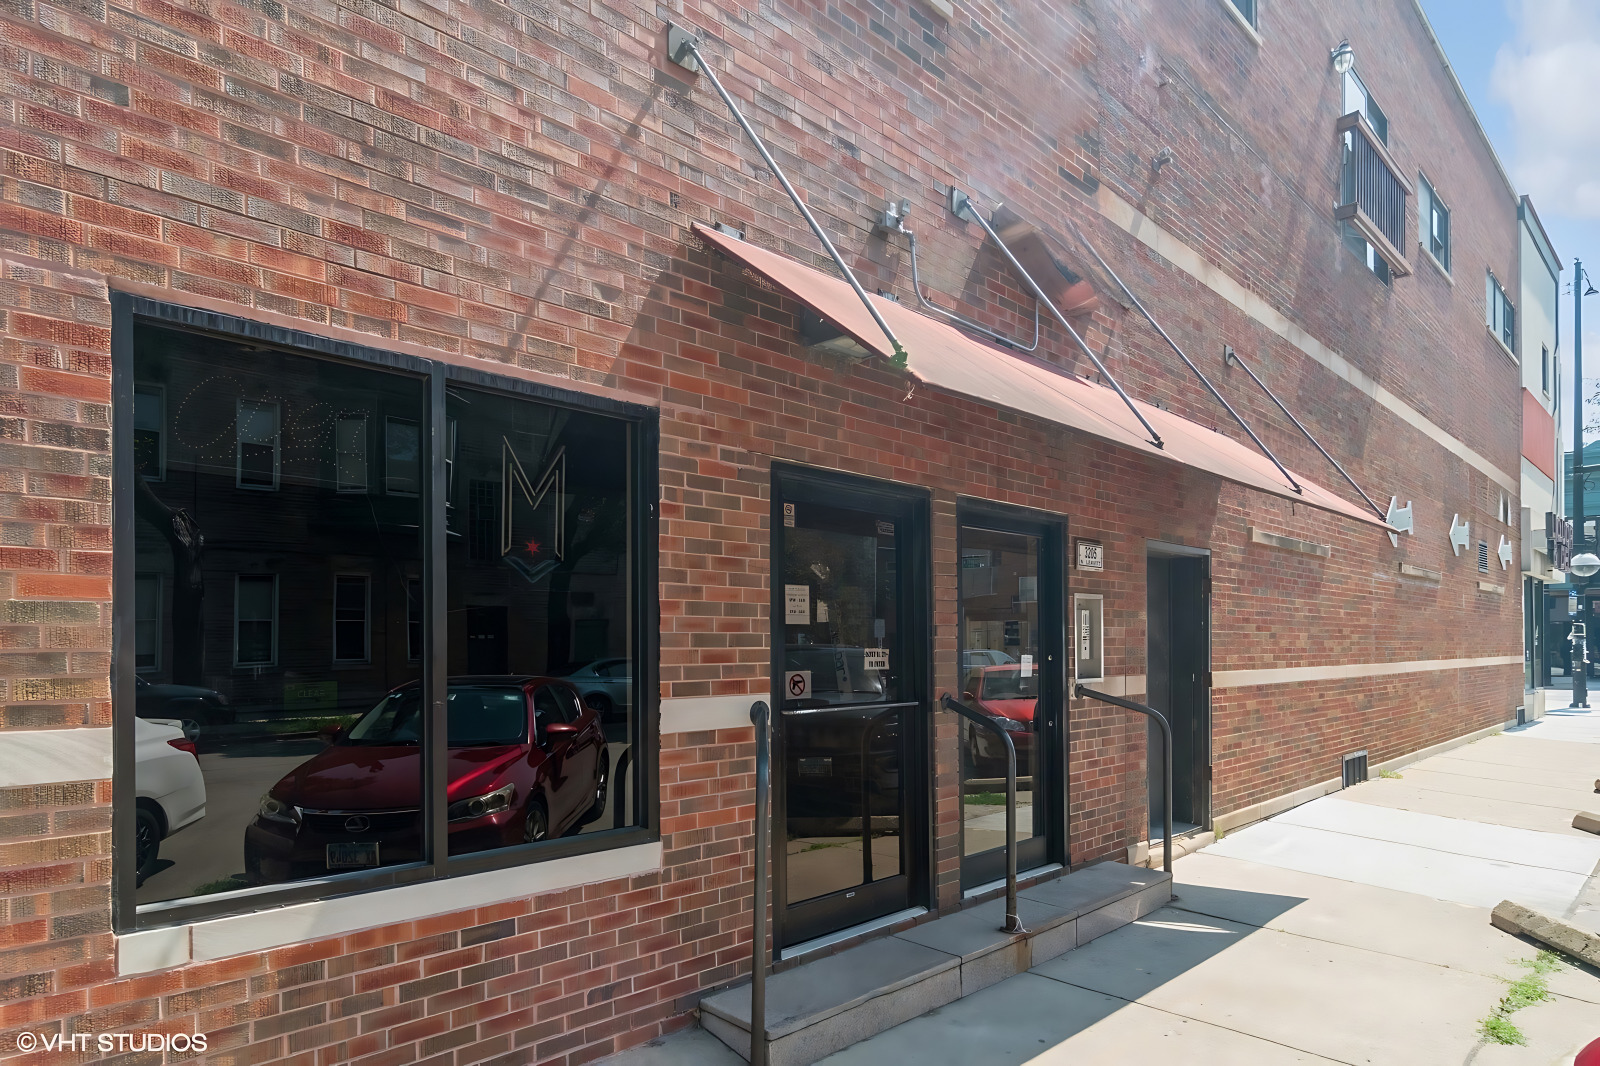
<box><xmin>1418</xmin><ymin>243</ymin><xmax>1452</xmax><ymax>285</ymax></box>
<box><xmin>1487</xmin><ymin>325</ymin><xmax>1519</xmax><ymax>366</ymax></box>
<box><xmin>1217</xmin><ymin>0</ymin><xmax>1263</xmax><ymax>45</ymax></box>
<box><xmin>117</xmin><ymin>840</ymin><xmax>664</xmax><ymax>975</ymax></box>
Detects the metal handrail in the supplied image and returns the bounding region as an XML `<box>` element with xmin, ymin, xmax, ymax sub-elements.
<box><xmin>859</xmin><ymin>704</ymin><xmax>902</xmax><ymax>885</ymax></box>
<box><xmin>749</xmin><ymin>700</ymin><xmax>771</xmax><ymax>1066</ymax></box>
<box><xmin>941</xmin><ymin>694</ymin><xmax>1023</xmax><ymax>933</ymax></box>
<box><xmin>1074</xmin><ymin>685</ymin><xmax>1173</xmax><ymax>873</ymax></box>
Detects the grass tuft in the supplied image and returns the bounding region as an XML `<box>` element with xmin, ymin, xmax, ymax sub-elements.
<box><xmin>1477</xmin><ymin>951</ymin><xmax>1562</xmax><ymax>1045</ymax></box>
<box><xmin>1379</xmin><ymin>769</ymin><xmax>1403</xmax><ymax>779</ymax></box>
<box><xmin>1480</xmin><ymin>1015</ymin><xmax>1525</xmax><ymax>1046</ymax></box>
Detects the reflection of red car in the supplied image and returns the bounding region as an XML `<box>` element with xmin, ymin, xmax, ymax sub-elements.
<box><xmin>244</xmin><ymin>676</ymin><xmax>608</xmax><ymax>883</ymax></box>
<box><xmin>962</xmin><ymin>666</ymin><xmax>1038</xmax><ymax>776</ymax></box>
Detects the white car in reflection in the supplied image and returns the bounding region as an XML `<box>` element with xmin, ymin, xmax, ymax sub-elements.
<box><xmin>563</xmin><ymin>658</ymin><xmax>631</xmax><ymax>722</ymax></box>
<box><xmin>134</xmin><ymin>716</ymin><xmax>206</xmax><ymax>885</ymax></box>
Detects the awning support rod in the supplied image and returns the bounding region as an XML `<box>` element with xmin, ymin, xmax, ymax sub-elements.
<box><xmin>952</xmin><ymin>189</ymin><xmax>1164</xmax><ymax>449</ymax></box>
<box><xmin>1065</xmin><ymin>220</ymin><xmax>1303</xmax><ymax>495</ymax></box>
<box><xmin>667</xmin><ymin>26</ymin><xmax>908</xmax><ymax>368</ymax></box>
<box><xmin>1223</xmin><ymin>348</ymin><xmax>1389</xmax><ymax>520</ymax></box>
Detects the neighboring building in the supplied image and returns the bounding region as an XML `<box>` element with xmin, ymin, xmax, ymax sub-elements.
<box><xmin>1517</xmin><ymin>197</ymin><xmax>1562</xmax><ymax>708</ymax></box>
<box><xmin>0</xmin><ymin>0</ymin><xmax>1531</xmax><ymax>1061</ymax></box>
<box><xmin>1547</xmin><ymin>441</ymin><xmax>1600</xmax><ymax>688</ymax></box>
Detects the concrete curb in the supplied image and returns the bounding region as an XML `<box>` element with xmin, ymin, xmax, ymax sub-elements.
<box><xmin>1490</xmin><ymin>900</ymin><xmax>1600</xmax><ymax>967</ymax></box>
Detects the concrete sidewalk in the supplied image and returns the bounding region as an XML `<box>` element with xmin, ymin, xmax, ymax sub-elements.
<box><xmin>605</xmin><ymin>713</ymin><xmax>1600</xmax><ymax>1066</ymax></box>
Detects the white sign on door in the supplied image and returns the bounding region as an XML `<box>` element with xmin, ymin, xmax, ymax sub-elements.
<box><xmin>1020</xmin><ymin>653</ymin><xmax>1033</xmax><ymax>678</ymax></box>
<box><xmin>785</xmin><ymin>670</ymin><xmax>812</xmax><ymax>700</ymax></box>
<box><xmin>863</xmin><ymin>648</ymin><xmax>889</xmax><ymax>671</ymax></box>
<box><xmin>784</xmin><ymin>584</ymin><xmax>810</xmax><ymax>624</ymax></box>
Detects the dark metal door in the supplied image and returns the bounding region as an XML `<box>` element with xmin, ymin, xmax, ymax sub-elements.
<box><xmin>1147</xmin><ymin>552</ymin><xmax>1210</xmax><ymax>834</ymax></box>
<box><xmin>772</xmin><ymin>469</ymin><xmax>930</xmax><ymax>949</ymax></box>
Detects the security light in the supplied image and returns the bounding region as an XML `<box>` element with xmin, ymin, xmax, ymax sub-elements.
<box><xmin>1571</xmin><ymin>552</ymin><xmax>1600</xmax><ymax>578</ymax></box>
<box><xmin>1331</xmin><ymin>40</ymin><xmax>1355</xmax><ymax>74</ymax></box>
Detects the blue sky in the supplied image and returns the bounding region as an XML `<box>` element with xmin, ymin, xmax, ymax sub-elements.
<box><xmin>1418</xmin><ymin>0</ymin><xmax>1600</xmax><ymax>447</ymax></box>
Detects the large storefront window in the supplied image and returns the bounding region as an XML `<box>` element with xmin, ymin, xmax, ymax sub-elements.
<box><xmin>115</xmin><ymin>301</ymin><xmax>654</xmax><ymax>925</ymax></box>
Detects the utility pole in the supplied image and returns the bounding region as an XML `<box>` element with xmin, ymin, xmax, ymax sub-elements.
<box><xmin>1571</xmin><ymin>260</ymin><xmax>1597</xmax><ymax>709</ymax></box>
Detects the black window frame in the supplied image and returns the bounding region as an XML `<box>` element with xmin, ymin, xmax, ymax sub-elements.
<box><xmin>111</xmin><ymin>294</ymin><xmax>660</xmax><ymax>933</ymax></box>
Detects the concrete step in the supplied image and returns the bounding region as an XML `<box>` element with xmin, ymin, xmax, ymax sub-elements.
<box><xmin>698</xmin><ymin>860</ymin><xmax>1171</xmax><ymax>1066</ymax></box>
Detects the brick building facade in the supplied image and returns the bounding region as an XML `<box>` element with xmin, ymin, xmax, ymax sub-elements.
<box><xmin>0</xmin><ymin>0</ymin><xmax>1529</xmax><ymax>1062</ymax></box>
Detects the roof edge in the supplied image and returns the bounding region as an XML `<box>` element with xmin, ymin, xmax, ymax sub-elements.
<box><xmin>1407</xmin><ymin>0</ymin><xmax>1520</xmax><ymax>209</ymax></box>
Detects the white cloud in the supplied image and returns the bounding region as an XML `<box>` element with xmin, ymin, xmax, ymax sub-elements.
<box><xmin>1492</xmin><ymin>0</ymin><xmax>1600</xmax><ymax>217</ymax></box>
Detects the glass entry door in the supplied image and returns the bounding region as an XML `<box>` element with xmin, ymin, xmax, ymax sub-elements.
<box><xmin>773</xmin><ymin>470</ymin><xmax>929</xmax><ymax>948</ymax></box>
<box><xmin>957</xmin><ymin>510</ymin><xmax>1063</xmax><ymax>888</ymax></box>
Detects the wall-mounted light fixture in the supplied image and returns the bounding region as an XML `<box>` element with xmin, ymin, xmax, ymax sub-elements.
<box><xmin>1330</xmin><ymin>40</ymin><xmax>1355</xmax><ymax>75</ymax></box>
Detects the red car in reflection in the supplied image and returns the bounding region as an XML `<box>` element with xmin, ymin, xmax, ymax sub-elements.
<box><xmin>244</xmin><ymin>676</ymin><xmax>608</xmax><ymax>883</ymax></box>
<box><xmin>962</xmin><ymin>665</ymin><xmax>1038</xmax><ymax>776</ymax></box>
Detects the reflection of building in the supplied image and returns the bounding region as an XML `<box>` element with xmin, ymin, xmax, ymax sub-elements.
<box><xmin>132</xmin><ymin>323</ymin><xmax>426</xmax><ymax>721</ymax></box>
<box><xmin>1516</xmin><ymin>199</ymin><xmax>1561</xmax><ymax>709</ymax></box>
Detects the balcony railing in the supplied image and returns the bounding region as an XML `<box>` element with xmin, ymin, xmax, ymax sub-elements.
<box><xmin>1335</xmin><ymin>111</ymin><xmax>1412</xmax><ymax>277</ymax></box>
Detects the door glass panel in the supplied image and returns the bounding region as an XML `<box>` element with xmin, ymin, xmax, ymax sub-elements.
<box><xmin>958</xmin><ymin>527</ymin><xmax>1042</xmax><ymax>858</ymax></box>
<box><xmin>781</xmin><ymin>500</ymin><xmax>904</xmax><ymax>906</ymax></box>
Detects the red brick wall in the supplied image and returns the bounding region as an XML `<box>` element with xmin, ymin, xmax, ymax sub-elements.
<box><xmin>0</xmin><ymin>0</ymin><xmax>1525</xmax><ymax>1062</ymax></box>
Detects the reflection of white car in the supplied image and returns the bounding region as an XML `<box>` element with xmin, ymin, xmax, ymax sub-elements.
<box><xmin>564</xmin><ymin>659</ymin><xmax>631</xmax><ymax>721</ymax></box>
<box><xmin>962</xmin><ymin>649</ymin><xmax>1016</xmax><ymax>670</ymax></box>
<box><xmin>134</xmin><ymin>717</ymin><xmax>206</xmax><ymax>885</ymax></box>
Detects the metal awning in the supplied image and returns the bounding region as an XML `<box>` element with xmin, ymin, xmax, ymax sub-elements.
<box><xmin>692</xmin><ymin>222</ymin><xmax>1390</xmax><ymax>531</ymax></box>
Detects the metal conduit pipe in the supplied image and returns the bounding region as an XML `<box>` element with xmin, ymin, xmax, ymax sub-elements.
<box><xmin>940</xmin><ymin>694</ymin><xmax>1023</xmax><ymax>933</ymax></box>
<box><xmin>951</xmin><ymin>190</ymin><xmax>1165</xmax><ymax>449</ymax></box>
<box><xmin>903</xmin><ymin>228</ymin><xmax>1041</xmax><ymax>351</ymax></box>
<box><xmin>666</xmin><ymin>26</ymin><xmax>909</xmax><ymax>368</ymax></box>
<box><xmin>1221</xmin><ymin>348</ymin><xmax>1388</xmax><ymax>521</ymax></box>
<box><xmin>1074</xmin><ymin>685</ymin><xmax>1173</xmax><ymax>874</ymax></box>
<box><xmin>748</xmin><ymin>700</ymin><xmax>772</xmax><ymax>1066</ymax></box>
<box><xmin>1063</xmin><ymin>219</ymin><xmax>1305</xmax><ymax>496</ymax></box>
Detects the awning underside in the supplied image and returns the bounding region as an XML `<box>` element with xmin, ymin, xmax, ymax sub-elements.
<box><xmin>692</xmin><ymin>222</ymin><xmax>1389</xmax><ymax>532</ymax></box>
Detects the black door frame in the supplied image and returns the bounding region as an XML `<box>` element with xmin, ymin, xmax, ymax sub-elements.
<box><xmin>1146</xmin><ymin>540</ymin><xmax>1212</xmax><ymax>833</ymax></box>
<box><xmin>769</xmin><ymin>464</ymin><xmax>933</xmax><ymax>951</ymax></box>
<box><xmin>956</xmin><ymin>500</ymin><xmax>1068</xmax><ymax>890</ymax></box>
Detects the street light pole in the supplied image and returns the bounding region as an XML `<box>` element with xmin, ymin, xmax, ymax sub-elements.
<box><xmin>1573</xmin><ymin>259</ymin><xmax>1594</xmax><ymax>709</ymax></box>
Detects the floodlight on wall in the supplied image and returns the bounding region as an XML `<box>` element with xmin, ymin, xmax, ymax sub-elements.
<box><xmin>1330</xmin><ymin>40</ymin><xmax>1355</xmax><ymax>74</ymax></box>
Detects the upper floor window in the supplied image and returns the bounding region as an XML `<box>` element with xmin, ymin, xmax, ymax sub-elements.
<box><xmin>1487</xmin><ymin>272</ymin><xmax>1516</xmax><ymax>354</ymax></box>
<box><xmin>1342</xmin><ymin>70</ymin><xmax>1388</xmax><ymax>144</ymax></box>
<box><xmin>335</xmin><ymin>416</ymin><xmax>368</xmax><ymax>493</ymax></box>
<box><xmin>1225</xmin><ymin>0</ymin><xmax>1256</xmax><ymax>28</ymax></box>
<box><xmin>1417</xmin><ymin>175</ymin><xmax>1451</xmax><ymax>272</ymax></box>
<box><xmin>1543</xmin><ymin>346</ymin><xmax>1551</xmax><ymax>394</ymax></box>
<box><xmin>1336</xmin><ymin>68</ymin><xmax>1409</xmax><ymax>280</ymax></box>
<box><xmin>237</xmin><ymin>400</ymin><xmax>280</xmax><ymax>490</ymax></box>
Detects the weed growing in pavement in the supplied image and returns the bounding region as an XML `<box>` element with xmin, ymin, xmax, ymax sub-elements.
<box><xmin>1478</xmin><ymin>951</ymin><xmax>1562</xmax><ymax>1045</ymax></box>
<box><xmin>1379</xmin><ymin>769</ymin><xmax>1403</xmax><ymax>779</ymax></box>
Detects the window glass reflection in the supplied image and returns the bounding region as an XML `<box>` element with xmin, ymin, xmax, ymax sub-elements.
<box><xmin>131</xmin><ymin>323</ymin><xmax>424</xmax><ymax>903</ymax></box>
<box><xmin>444</xmin><ymin>386</ymin><xmax>633</xmax><ymax>854</ymax></box>
<box><xmin>958</xmin><ymin>527</ymin><xmax>1043</xmax><ymax>858</ymax></box>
